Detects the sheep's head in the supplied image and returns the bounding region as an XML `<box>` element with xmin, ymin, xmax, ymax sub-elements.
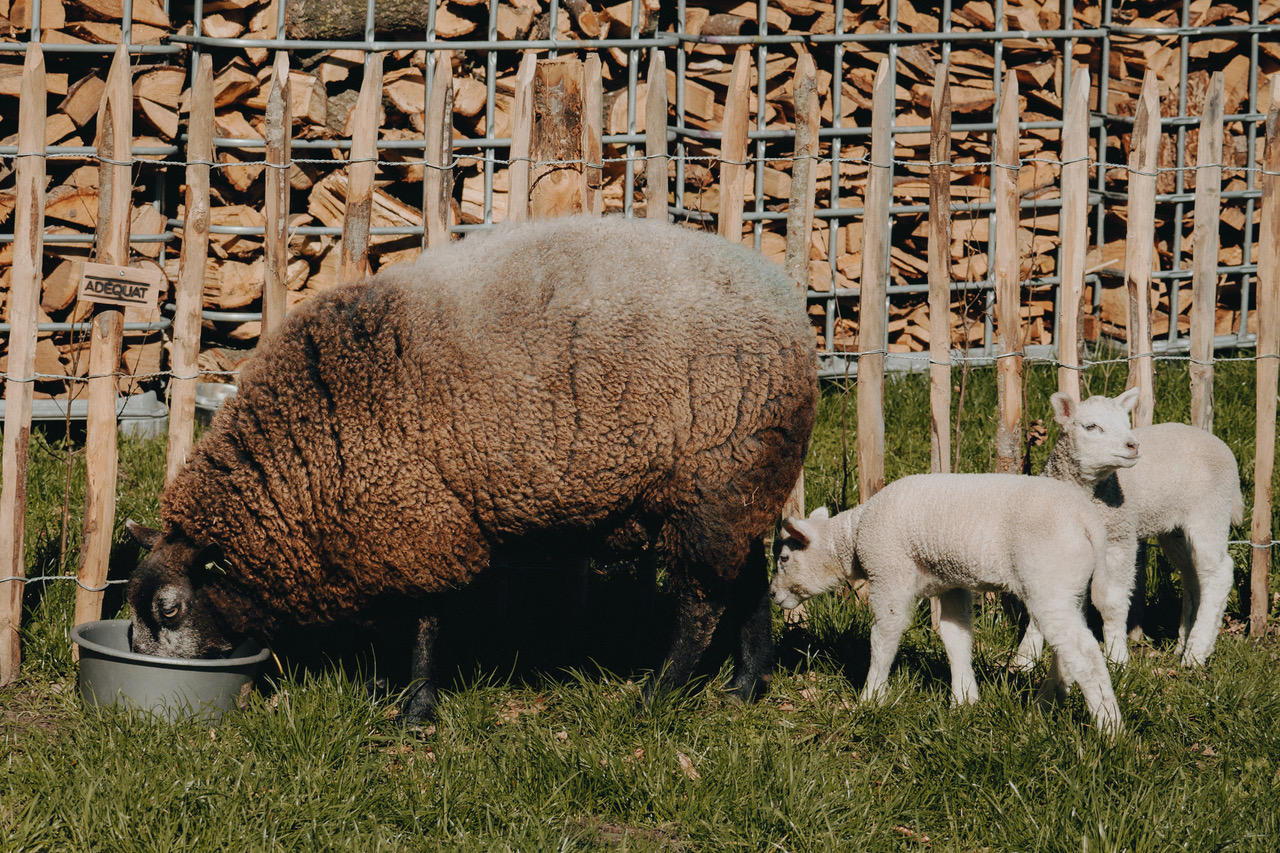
<box><xmin>769</xmin><ymin>505</ymin><xmax>862</xmax><ymax>610</ymax></box>
<box><xmin>1050</xmin><ymin>387</ymin><xmax>1142</xmax><ymax>482</ymax></box>
<box><xmin>125</xmin><ymin>520</ymin><xmax>238</xmax><ymax>659</ymax></box>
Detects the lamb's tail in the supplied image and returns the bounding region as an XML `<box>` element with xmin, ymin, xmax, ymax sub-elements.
<box><xmin>1231</xmin><ymin>483</ymin><xmax>1245</xmax><ymax>528</ymax></box>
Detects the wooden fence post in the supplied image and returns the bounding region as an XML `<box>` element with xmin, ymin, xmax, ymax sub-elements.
<box><xmin>531</xmin><ymin>57</ymin><xmax>586</xmax><ymax>218</ymax></box>
<box><xmin>0</xmin><ymin>44</ymin><xmax>47</xmax><ymax>685</ymax></box>
<box><xmin>717</xmin><ymin>46</ymin><xmax>750</xmax><ymax>243</ymax></box>
<box><xmin>1057</xmin><ymin>68</ymin><xmax>1090</xmax><ymax>403</ymax></box>
<box><xmin>992</xmin><ymin>70</ymin><xmax>1023</xmax><ymax>475</ymax></box>
<box><xmin>781</xmin><ymin>49</ymin><xmax>818</xmax><ymax>523</ymax></box>
<box><xmin>75</xmin><ymin>44</ymin><xmax>132</xmax><ymax>632</ymax></box>
<box><xmin>927</xmin><ymin>64</ymin><xmax>952</xmax><ymax>632</ymax></box>
<box><xmin>507</xmin><ymin>52</ymin><xmax>536</xmax><ymax>224</ymax></box>
<box><xmin>166</xmin><ymin>55</ymin><xmax>214</xmax><ymax>485</ymax></box>
<box><xmin>857</xmin><ymin>57</ymin><xmax>891</xmax><ymax>501</ymax></box>
<box><xmin>928</xmin><ymin>65</ymin><xmax>952</xmax><ymax>475</ymax></box>
<box><xmin>423</xmin><ymin>49</ymin><xmax>454</xmax><ymax>247</ymax></box>
<box><xmin>644</xmin><ymin>48</ymin><xmax>667</xmax><ymax>221</ymax></box>
<box><xmin>584</xmin><ymin>54</ymin><xmax>604</xmax><ymax>217</ymax></box>
<box><xmin>1125</xmin><ymin>70</ymin><xmax>1160</xmax><ymax>430</ymax></box>
<box><xmin>262</xmin><ymin>51</ymin><xmax>292</xmax><ymax>336</ymax></box>
<box><xmin>1190</xmin><ymin>72</ymin><xmax>1225</xmax><ymax>432</ymax></box>
<box><xmin>339</xmin><ymin>51</ymin><xmax>383</xmax><ymax>282</ymax></box>
<box><xmin>1250</xmin><ymin>74</ymin><xmax>1280</xmax><ymax>637</ymax></box>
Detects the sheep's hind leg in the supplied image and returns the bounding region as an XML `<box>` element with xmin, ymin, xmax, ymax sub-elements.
<box><xmin>725</xmin><ymin>539</ymin><xmax>776</xmax><ymax>704</ymax></box>
<box><xmin>935</xmin><ymin>588</ymin><xmax>979</xmax><ymax>705</ymax></box>
<box><xmin>1179</xmin><ymin>524</ymin><xmax>1234</xmax><ymax>667</ymax></box>
<box><xmin>1157</xmin><ymin>531</ymin><xmax>1196</xmax><ymax>659</ymax></box>
<box><xmin>401</xmin><ymin>602</ymin><xmax>441</xmax><ymax>725</ymax></box>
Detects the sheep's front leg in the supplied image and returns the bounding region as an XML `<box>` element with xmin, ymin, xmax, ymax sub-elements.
<box><xmin>936</xmin><ymin>588</ymin><xmax>978</xmax><ymax>705</ymax></box>
<box><xmin>861</xmin><ymin>583</ymin><xmax>915</xmax><ymax>703</ymax></box>
<box><xmin>1092</xmin><ymin>538</ymin><xmax>1139</xmax><ymax>665</ymax></box>
<box><xmin>645</xmin><ymin>580</ymin><xmax>727</xmax><ymax>702</ymax></box>
<box><xmin>401</xmin><ymin>603</ymin><xmax>441</xmax><ymax>725</ymax></box>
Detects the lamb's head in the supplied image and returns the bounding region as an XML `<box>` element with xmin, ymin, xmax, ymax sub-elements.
<box><xmin>770</xmin><ymin>505</ymin><xmax>862</xmax><ymax>610</ymax></box>
<box><xmin>125</xmin><ymin>520</ymin><xmax>238</xmax><ymax>659</ymax></box>
<box><xmin>1050</xmin><ymin>387</ymin><xmax>1142</xmax><ymax>482</ymax></box>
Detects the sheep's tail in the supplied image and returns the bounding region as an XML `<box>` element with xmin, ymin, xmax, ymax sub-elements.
<box><xmin>1231</xmin><ymin>483</ymin><xmax>1245</xmax><ymax>528</ymax></box>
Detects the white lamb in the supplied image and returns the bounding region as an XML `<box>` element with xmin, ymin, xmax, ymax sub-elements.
<box><xmin>771</xmin><ymin>473</ymin><xmax>1123</xmax><ymax>739</ymax></box>
<box><xmin>1014</xmin><ymin>388</ymin><xmax>1244</xmax><ymax>670</ymax></box>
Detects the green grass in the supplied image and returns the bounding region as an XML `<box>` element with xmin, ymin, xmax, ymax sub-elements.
<box><xmin>3</xmin><ymin>357</ymin><xmax>1279</xmax><ymax>851</ymax></box>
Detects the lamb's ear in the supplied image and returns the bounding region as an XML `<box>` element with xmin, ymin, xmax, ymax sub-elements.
<box><xmin>125</xmin><ymin>519</ymin><xmax>161</xmax><ymax>550</ymax></box>
<box><xmin>1049</xmin><ymin>392</ymin><xmax>1076</xmax><ymax>426</ymax></box>
<box><xmin>1115</xmin><ymin>386</ymin><xmax>1141</xmax><ymax>414</ymax></box>
<box><xmin>780</xmin><ymin>517</ymin><xmax>812</xmax><ymax>548</ymax></box>
<box><xmin>808</xmin><ymin>506</ymin><xmax>830</xmax><ymax>521</ymax></box>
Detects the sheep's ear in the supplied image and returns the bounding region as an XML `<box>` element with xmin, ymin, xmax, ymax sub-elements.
<box><xmin>125</xmin><ymin>519</ymin><xmax>161</xmax><ymax>550</ymax></box>
<box><xmin>780</xmin><ymin>517</ymin><xmax>812</xmax><ymax>548</ymax></box>
<box><xmin>1050</xmin><ymin>392</ymin><xmax>1076</xmax><ymax>426</ymax></box>
<box><xmin>1115</xmin><ymin>386</ymin><xmax>1141</xmax><ymax>414</ymax></box>
<box><xmin>808</xmin><ymin>506</ymin><xmax>830</xmax><ymax>521</ymax></box>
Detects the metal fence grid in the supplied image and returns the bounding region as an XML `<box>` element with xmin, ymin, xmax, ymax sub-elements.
<box><xmin>0</xmin><ymin>0</ymin><xmax>1278</xmax><ymax>380</ymax></box>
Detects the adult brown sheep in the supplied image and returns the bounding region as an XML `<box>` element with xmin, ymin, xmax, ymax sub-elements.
<box><xmin>126</xmin><ymin>214</ymin><xmax>818</xmax><ymax>722</ymax></box>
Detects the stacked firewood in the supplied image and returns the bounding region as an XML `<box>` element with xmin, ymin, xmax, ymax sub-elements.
<box><xmin>0</xmin><ymin>0</ymin><xmax>1276</xmax><ymax>397</ymax></box>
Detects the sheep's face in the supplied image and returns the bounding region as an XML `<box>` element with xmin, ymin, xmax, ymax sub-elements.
<box><xmin>770</xmin><ymin>506</ymin><xmax>858</xmax><ymax>610</ymax></box>
<box><xmin>126</xmin><ymin>521</ymin><xmax>237</xmax><ymax>659</ymax></box>
<box><xmin>1051</xmin><ymin>387</ymin><xmax>1142</xmax><ymax>482</ymax></box>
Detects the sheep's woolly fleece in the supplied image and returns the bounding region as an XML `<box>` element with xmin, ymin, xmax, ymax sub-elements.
<box><xmin>158</xmin><ymin>215</ymin><xmax>818</xmax><ymax>637</ymax></box>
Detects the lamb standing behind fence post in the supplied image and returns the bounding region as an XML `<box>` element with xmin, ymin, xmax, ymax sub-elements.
<box><xmin>1014</xmin><ymin>389</ymin><xmax>1244</xmax><ymax>669</ymax></box>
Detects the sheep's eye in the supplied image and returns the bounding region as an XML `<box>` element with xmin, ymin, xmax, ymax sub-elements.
<box><xmin>778</xmin><ymin>552</ymin><xmax>790</xmax><ymax>564</ymax></box>
<box><xmin>1083</xmin><ymin>423</ymin><xmax>1099</xmax><ymax>432</ymax></box>
<box><xmin>160</xmin><ymin>605</ymin><xmax>180</xmax><ymax>620</ymax></box>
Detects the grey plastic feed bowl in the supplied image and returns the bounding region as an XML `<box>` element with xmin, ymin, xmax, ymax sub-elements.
<box><xmin>72</xmin><ymin>619</ymin><xmax>270</xmax><ymax>721</ymax></box>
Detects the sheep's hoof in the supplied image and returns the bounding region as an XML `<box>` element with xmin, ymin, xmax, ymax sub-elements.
<box><xmin>724</xmin><ymin>673</ymin><xmax>769</xmax><ymax>706</ymax></box>
<box><xmin>399</xmin><ymin>684</ymin><xmax>437</xmax><ymax>728</ymax></box>
<box><xmin>1034</xmin><ymin>678</ymin><xmax>1066</xmax><ymax>707</ymax></box>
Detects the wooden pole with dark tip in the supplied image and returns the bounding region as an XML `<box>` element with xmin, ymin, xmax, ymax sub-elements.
<box><xmin>0</xmin><ymin>44</ymin><xmax>48</xmax><ymax>685</ymax></box>
<box><xmin>927</xmin><ymin>64</ymin><xmax>953</xmax><ymax>632</ymax></box>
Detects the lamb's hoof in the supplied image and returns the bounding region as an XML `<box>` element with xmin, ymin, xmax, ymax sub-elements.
<box><xmin>724</xmin><ymin>673</ymin><xmax>769</xmax><ymax>706</ymax></box>
<box><xmin>1009</xmin><ymin>654</ymin><xmax>1039</xmax><ymax>673</ymax></box>
<box><xmin>1034</xmin><ymin>678</ymin><xmax>1066</xmax><ymax>707</ymax></box>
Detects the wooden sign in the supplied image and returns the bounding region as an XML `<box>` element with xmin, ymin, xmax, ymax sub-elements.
<box><xmin>76</xmin><ymin>261</ymin><xmax>165</xmax><ymax>310</ymax></box>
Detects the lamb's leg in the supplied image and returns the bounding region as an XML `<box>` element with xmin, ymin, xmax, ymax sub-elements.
<box><xmin>402</xmin><ymin>603</ymin><xmax>441</xmax><ymax>724</ymax></box>
<box><xmin>645</xmin><ymin>579</ymin><xmax>727</xmax><ymax>702</ymax></box>
<box><xmin>861</xmin><ymin>583</ymin><xmax>915</xmax><ymax>703</ymax></box>
<box><xmin>1012</xmin><ymin>619</ymin><xmax>1046</xmax><ymax>671</ymax></box>
<box><xmin>1033</xmin><ymin>603</ymin><xmax>1123</xmax><ymax>740</ymax></box>
<box><xmin>935</xmin><ymin>588</ymin><xmax>978</xmax><ymax>705</ymax></box>
<box><xmin>725</xmin><ymin>539</ymin><xmax>776</xmax><ymax>703</ymax></box>
<box><xmin>1179</xmin><ymin>525</ymin><xmax>1233</xmax><ymax>667</ymax></box>
<box><xmin>1092</xmin><ymin>538</ymin><xmax>1139</xmax><ymax>665</ymax></box>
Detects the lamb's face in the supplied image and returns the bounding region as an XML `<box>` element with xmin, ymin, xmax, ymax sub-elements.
<box><xmin>769</xmin><ymin>507</ymin><xmax>851</xmax><ymax>610</ymax></box>
<box><xmin>1052</xmin><ymin>387</ymin><xmax>1142</xmax><ymax>481</ymax></box>
<box><xmin>126</xmin><ymin>521</ymin><xmax>237</xmax><ymax>659</ymax></box>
